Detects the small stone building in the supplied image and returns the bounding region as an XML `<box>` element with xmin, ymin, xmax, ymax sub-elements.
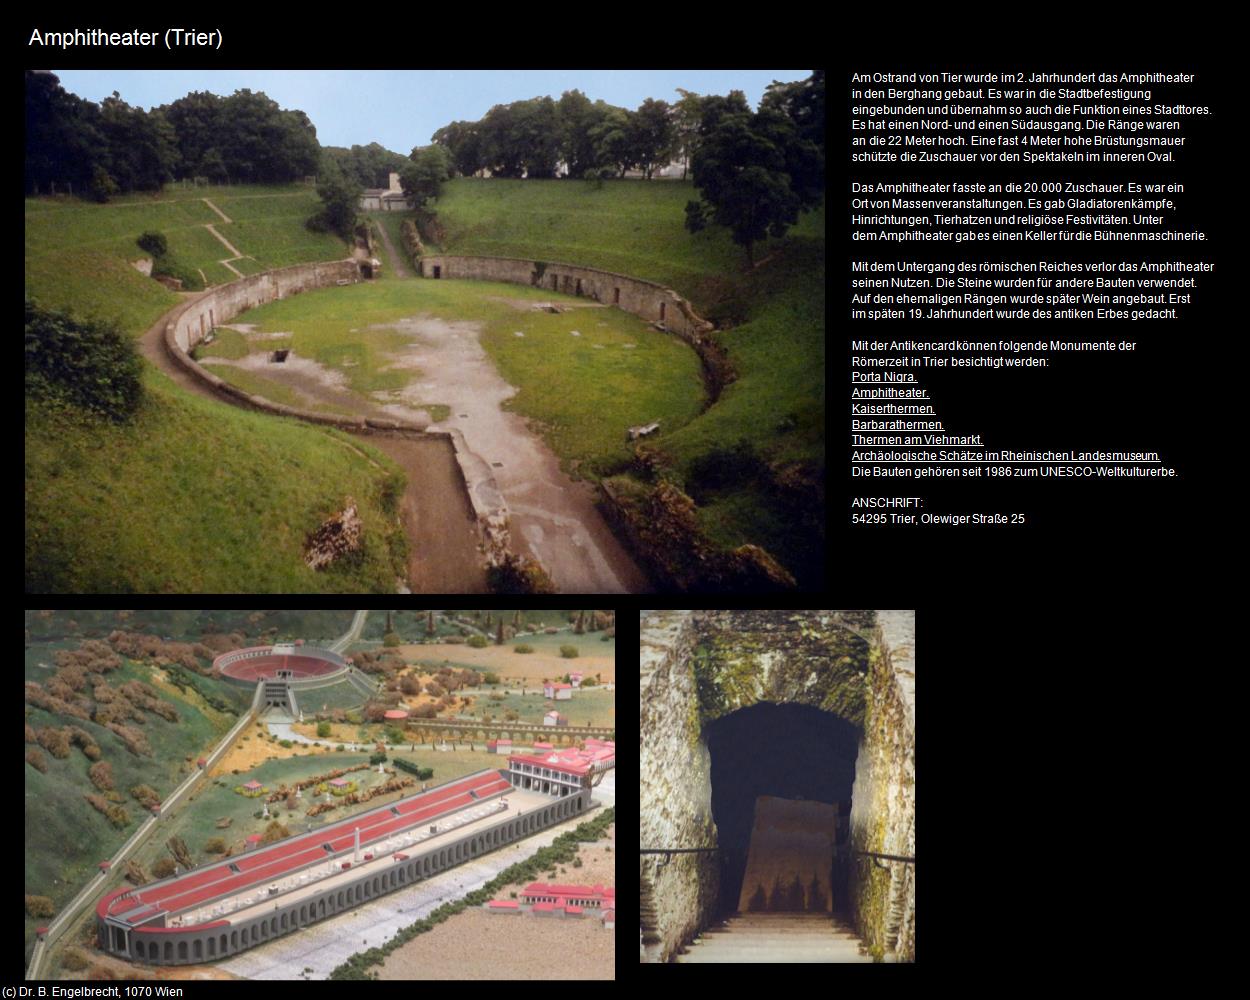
<box><xmin>360</xmin><ymin>172</ymin><xmax>411</xmax><ymax>212</ymax></box>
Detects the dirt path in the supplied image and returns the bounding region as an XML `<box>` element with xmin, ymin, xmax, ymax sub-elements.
<box><xmin>372</xmin><ymin>217</ymin><xmax>412</xmax><ymax>278</ymax></box>
<box><xmin>137</xmin><ymin>298</ymin><xmax>485</xmax><ymax>594</ymax></box>
<box><xmin>205</xmin><ymin>223</ymin><xmax>244</xmax><ymax>259</ymax></box>
<box><xmin>201</xmin><ymin>198</ymin><xmax>232</xmax><ymax>223</ymax></box>
<box><xmin>365</xmin><ymin>434</ymin><xmax>487</xmax><ymax>593</ymax></box>
<box><xmin>372</xmin><ymin>314</ymin><xmax>650</xmax><ymax>594</ymax></box>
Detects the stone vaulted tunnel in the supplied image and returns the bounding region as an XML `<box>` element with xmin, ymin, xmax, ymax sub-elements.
<box><xmin>640</xmin><ymin>610</ymin><xmax>915</xmax><ymax>963</ymax></box>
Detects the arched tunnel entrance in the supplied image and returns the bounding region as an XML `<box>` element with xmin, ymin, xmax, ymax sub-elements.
<box><xmin>706</xmin><ymin>702</ymin><xmax>860</xmax><ymax>919</ymax></box>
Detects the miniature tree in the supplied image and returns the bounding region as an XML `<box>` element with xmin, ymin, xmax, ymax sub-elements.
<box><xmin>747</xmin><ymin>884</ymin><xmax>767</xmax><ymax>912</ymax></box>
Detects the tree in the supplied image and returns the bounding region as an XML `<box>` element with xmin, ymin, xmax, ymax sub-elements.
<box><xmin>556</xmin><ymin>90</ymin><xmax>600</xmax><ymax>178</ymax></box>
<box><xmin>628</xmin><ymin>98</ymin><xmax>676</xmax><ymax>179</ymax></box>
<box><xmin>761</xmin><ymin>70</ymin><xmax>826</xmax><ymax>153</ymax></box>
<box><xmin>426</xmin><ymin>611</ymin><xmax>435</xmax><ymax>636</ymax></box>
<box><xmin>747</xmin><ymin>883</ymin><xmax>767</xmax><ymax>911</ymax></box>
<box><xmin>25</xmin><ymin>70</ymin><xmax>104</xmax><ymax>195</ymax></box>
<box><xmin>316</xmin><ymin>721</ymin><xmax>332</xmax><ymax>738</ymax></box>
<box><xmin>574</xmin><ymin>611</ymin><xmax>585</xmax><ymax>634</ymax></box>
<box><xmin>260</xmin><ymin>819</ymin><xmax>291</xmax><ymax>845</ymax></box>
<box><xmin>672</xmin><ymin>89</ymin><xmax>706</xmax><ymax>180</ymax></box>
<box><xmin>152</xmin><ymin>858</ymin><xmax>176</xmax><ymax>879</ymax></box>
<box><xmin>383</xmin><ymin>632</ymin><xmax>401</xmax><ymax>648</ymax></box>
<box><xmin>684</xmin><ymin>84</ymin><xmax>824</xmax><ymax>267</ymax></box>
<box><xmin>400</xmin><ymin>145</ymin><xmax>453</xmax><ymax>209</ymax></box>
<box><xmin>163</xmin><ymin>91</ymin><xmax>226</xmax><ymax>179</ymax></box>
<box><xmin>496</xmin><ymin>621</ymin><xmax>505</xmax><ymax>645</ymax></box>
<box><xmin>26</xmin><ymin>895</ymin><xmax>56</xmax><ymax>918</ymax></box>
<box><xmin>432</xmin><ymin>120</ymin><xmax>485</xmax><ymax>177</ymax></box>
<box><xmin>588</xmin><ymin>107</ymin><xmax>634</xmax><ymax>178</ymax></box>
<box><xmin>136</xmin><ymin>231</ymin><xmax>168</xmax><ymax>258</ymax></box>
<box><xmin>310</xmin><ymin>157</ymin><xmax>360</xmax><ymax>240</ymax></box>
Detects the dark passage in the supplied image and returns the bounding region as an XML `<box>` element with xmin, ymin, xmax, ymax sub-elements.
<box><xmin>706</xmin><ymin>702</ymin><xmax>859</xmax><ymax>917</ymax></box>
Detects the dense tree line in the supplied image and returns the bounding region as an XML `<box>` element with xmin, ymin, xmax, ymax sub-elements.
<box><xmin>322</xmin><ymin>142</ymin><xmax>410</xmax><ymax>190</ymax></box>
<box><xmin>26</xmin><ymin>71</ymin><xmax>320</xmax><ymax>198</ymax></box>
<box><xmin>431</xmin><ymin>90</ymin><xmax>683</xmax><ymax>180</ymax></box>
<box><xmin>685</xmin><ymin>71</ymin><xmax>826</xmax><ymax>266</ymax></box>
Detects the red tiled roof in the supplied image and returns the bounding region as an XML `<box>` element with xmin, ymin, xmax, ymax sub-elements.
<box><xmin>243</xmin><ymin>780</ymin><xmax>263</xmax><ymax>790</ymax></box>
<box><xmin>523</xmin><ymin>882</ymin><xmax>614</xmax><ymax>898</ymax></box>
<box><xmin>487</xmin><ymin>900</ymin><xmax>519</xmax><ymax>909</ymax></box>
<box><xmin>95</xmin><ymin>770</ymin><xmax>512</xmax><ymax>927</ymax></box>
<box><xmin>384</xmin><ymin>710</ymin><xmax>409</xmax><ymax>719</ymax></box>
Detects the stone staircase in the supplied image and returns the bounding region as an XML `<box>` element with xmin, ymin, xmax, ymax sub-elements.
<box><xmin>675</xmin><ymin>913</ymin><xmax>873</xmax><ymax>963</ymax></box>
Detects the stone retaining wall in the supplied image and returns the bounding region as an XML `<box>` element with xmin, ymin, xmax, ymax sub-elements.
<box><xmin>417</xmin><ymin>254</ymin><xmax>733</xmax><ymax>394</ymax></box>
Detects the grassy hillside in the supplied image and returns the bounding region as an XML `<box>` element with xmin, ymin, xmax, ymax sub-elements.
<box><xmin>24</xmin><ymin>185</ymin><xmax>409</xmax><ymax>594</ymax></box>
<box><xmin>427</xmin><ymin>177</ymin><xmax>825</xmax><ymax>587</ymax></box>
<box><xmin>23</xmin><ymin>648</ymin><xmax>240</xmax><ymax>963</ymax></box>
<box><xmin>26</xmin><ymin>371</ymin><xmax>408</xmax><ymax>593</ymax></box>
<box><xmin>24</xmin><ymin>184</ymin><xmax>346</xmax><ymax>329</ymax></box>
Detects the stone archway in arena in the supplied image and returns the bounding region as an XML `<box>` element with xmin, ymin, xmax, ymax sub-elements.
<box><xmin>639</xmin><ymin>610</ymin><xmax>916</xmax><ymax>964</ymax></box>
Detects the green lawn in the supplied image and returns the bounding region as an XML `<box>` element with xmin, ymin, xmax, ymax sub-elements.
<box><xmin>25</xmin><ymin>371</ymin><xmax>408</xmax><ymax>593</ymax></box>
<box><xmin>299</xmin><ymin>678</ymin><xmax>369</xmax><ymax>712</ymax></box>
<box><xmin>459</xmin><ymin>687</ymin><xmax>615</xmax><ymax>728</ymax></box>
<box><xmin>217</xmin><ymin>278</ymin><xmax>704</xmax><ymax>476</ymax></box>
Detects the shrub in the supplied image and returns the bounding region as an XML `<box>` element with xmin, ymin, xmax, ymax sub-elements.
<box><xmin>580</xmin><ymin>675</ymin><xmax>598</xmax><ymax>687</ymax></box>
<box><xmin>369</xmin><ymin>752</ymin><xmax>388</xmax><ymax>765</ymax></box>
<box><xmin>88</xmin><ymin>760</ymin><xmax>115</xmax><ymax>791</ymax></box>
<box><xmin>25</xmin><ymin>300</ymin><xmax>144</xmax><ymax>421</ymax></box>
<box><xmin>336</xmin><ymin>744</ymin><xmax>346</xmax><ymax>752</ymax></box>
<box><xmin>26</xmin><ymin>895</ymin><xmax>56</xmax><ymax>918</ymax></box>
<box><xmin>573</xmin><ymin>856</ymin><xmax>583</xmax><ymax>867</ymax></box>
<box><xmin>483</xmin><ymin>672</ymin><xmax>501</xmax><ymax>684</ymax></box>
<box><xmin>317</xmin><ymin>721</ymin><xmax>332</xmax><ymax>738</ymax></box>
<box><xmin>152</xmin><ymin>858</ymin><xmax>176</xmax><ymax>879</ymax></box>
<box><xmin>467</xmin><ymin>635</ymin><xmax>488</xmax><ymax>648</ymax></box>
<box><xmin>136</xmin><ymin>231</ymin><xmax>168</xmax><ymax>257</ymax></box>
<box><xmin>261</xmin><ymin>820</ymin><xmax>291</xmax><ymax>845</ymax></box>
<box><xmin>411</xmin><ymin>703</ymin><xmax>437</xmax><ymax>719</ymax></box>
<box><xmin>204</xmin><ymin>837</ymin><xmax>227</xmax><ymax>854</ymax></box>
<box><xmin>61</xmin><ymin>948</ymin><xmax>89</xmax><ymax>972</ymax></box>
<box><xmin>385</xmin><ymin>728</ymin><xmax>404</xmax><ymax>744</ymax></box>
<box><xmin>37</xmin><ymin>726</ymin><xmax>71</xmax><ymax>759</ymax></box>
<box><xmin>383</xmin><ymin>632</ymin><xmax>401</xmax><ymax>648</ymax></box>
<box><xmin>279</xmin><ymin>739</ymin><xmax>293</xmax><ymax>749</ymax></box>
<box><xmin>151</xmin><ymin>255</ymin><xmax>205</xmax><ymax>291</ymax></box>
<box><xmin>601</xmin><ymin>634</ymin><xmax>610</xmax><ymax>642</ymax></box>
<box><xmin>26</xmin><ymin>747</ymin><xmax>48</xmax><ymax>772</ymax></box>
<box><xmin>513</xmin><ymin>644</ymin><xmax>534</xmax><ymax>654</ymax></box>
<box><xmin>25</xmin><ymin>723</ymin><xmax>37</xmax><ymax>744</ymax></box>
<box><xmin>425</xmin><ymin>682</ymin><xmax>445</xmax><ymax>698</ymax></box>
<box><xmin>130</xmin><ymin>784</ymin><xmax>160</xmax><ymax>809</ymax></box>
<box><xmin>559</xmin><ymin>645</ymin><xmax>579</xmax><ymax>659</ymax></box>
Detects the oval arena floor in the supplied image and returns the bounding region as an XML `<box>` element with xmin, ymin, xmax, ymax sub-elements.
<box><xmin>217</xmin><ymin>653</ymin><xmax>345</xmax><ymax>683</ymax></box>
